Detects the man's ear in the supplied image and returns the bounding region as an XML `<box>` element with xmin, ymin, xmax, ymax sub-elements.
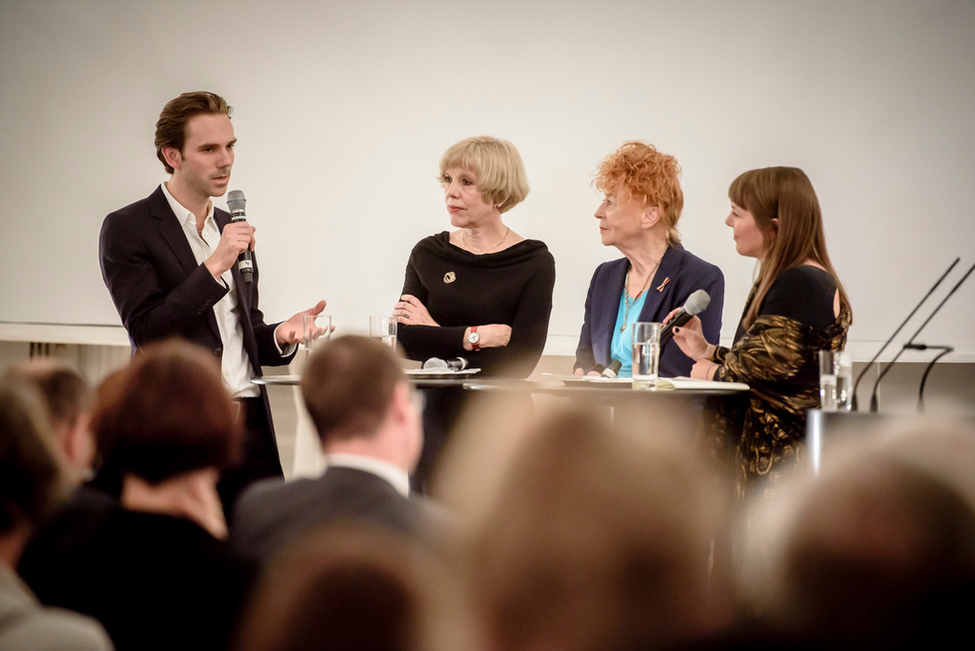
<box><xmin>388</xmin><ymin>382</ymin><xmax>412</xmax><ymax>425</ymax></box>
<box><xmin>161</xmin><ymin>146</ymin><xmax>182</xmax><ymax>172</ymax></box>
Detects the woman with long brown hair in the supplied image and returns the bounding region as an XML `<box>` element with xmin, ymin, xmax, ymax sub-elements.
<box><xmin>672</xmin><ymin>167</ymin><xmax>851</xmax><ymax>496</ymax></box>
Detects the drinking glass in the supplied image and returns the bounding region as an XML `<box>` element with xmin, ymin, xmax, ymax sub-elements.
<box><xmin>302</xmin><ymin>315</ymin><xmax>332</xmax><ymax>352</ymax></box>
<box><xmin>370</xmin><ymin>316</ymin><xmax>397</xmax><ymax>349</ymax></box>
<box><xmin>818</xmin><ymin>349</ymin><xmax>852</xmax><ymax>411</ymax></box>
<box><xmin>632</xmin><ymin>322</ymin><xmax>662</xmax><ymax>389</ymax></box>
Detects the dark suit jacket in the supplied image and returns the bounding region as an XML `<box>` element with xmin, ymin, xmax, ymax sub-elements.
<box><xmin>27</xmin><ymin>508</ymin><xmax>255</xmax><ymax>651</ymax></box>
<box><xmin>98</xmin><ymin>185</ymin><xmax>295</xmax><ymax>434</ymax></box>
<box><xmin>230</xmin><ymin>466</ymin><xmax>431</xmax><ymax>561</ymax></box>
<box><xmin>574</xmin><ymin>244</ymin><xmax>725</xmax><ymax>378</ymax></box>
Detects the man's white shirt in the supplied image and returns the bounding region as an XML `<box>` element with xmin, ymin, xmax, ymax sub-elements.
<box><xmin>162</xmin><ymin>182</ymin><xmax>260</xmax><ymax>398</ymax></box>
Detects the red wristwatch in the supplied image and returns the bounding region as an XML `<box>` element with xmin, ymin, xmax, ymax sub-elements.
<box><xmin>468</xmin><ymin>325</ymin><xmax>481</xmax><ymax>351</ymax></box>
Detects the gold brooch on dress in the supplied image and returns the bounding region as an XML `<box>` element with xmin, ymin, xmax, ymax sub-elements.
<box><xmin>443</xmin><ymin>271</ymin><xmax>456</xmax><ymax>284</ymax></box>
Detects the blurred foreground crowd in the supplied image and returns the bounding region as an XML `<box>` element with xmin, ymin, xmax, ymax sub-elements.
<box><xmin>2</xmin><ymin>335</ymin><xmax>973</xmax><ymax>651</ymax></box>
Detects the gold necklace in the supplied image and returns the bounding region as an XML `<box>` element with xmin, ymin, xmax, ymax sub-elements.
<box><xmin>464</xmin><ymin>227</ymin><xmax>509</xmax><ymax>254</ymax></box>
<box><xmin>620</xmin><ymin>247</ymin><xmax>667</xmax><ymax>333</ymax></box>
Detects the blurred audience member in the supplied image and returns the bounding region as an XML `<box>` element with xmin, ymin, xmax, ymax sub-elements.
<box><xmin>232</xmin><ymin>335</ymin><xmax>433</xmax><ymax>561</ymax></box>
<box><xmin>5</xmin><ymin>360</ymin><xmax>96</xmax><ymax>486</ymax></box>
<box><xmin>29</xmin><ymin>340</ymin><xmax>255</xmax><ymax>651</ymax></box>
<box><xmin>0</xmin><ymin>379</ymin><xmax>114</xmax><ymax>650</ymax></box>
<box><xmin>467</xmin><ymin>408</ymin><xmax>733</xmax><ymax>651</ymax></box>
<box><xmin>743</xmin><ymin>423</ymin><xmax>975</xmax><ymax>649</ymax></box>
<box><xmin>234</xmin><ymin>524</ymin><xmax>462</xmax><ymax>651</ymax></box>
<box><xmin>12</xmin><ymin>361</ymin><xmax>117</xmax><ymax>594</ymax></box>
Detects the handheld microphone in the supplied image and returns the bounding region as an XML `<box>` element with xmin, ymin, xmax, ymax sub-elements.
<box><xmin>660</xmin><ymin>290</ymin><xmax>711</xmax><ymax>347</ymax></box>
<box><xmin>601</xmin><ymin>359</ymin><xmax>622</xmax><ymax>379</ymax></box>
<box><xmin>226</xmin><ymin>190</ymin><xmax>253</xmax><ymax>283</ymax></box>
<box><xmin>422</xmin><ymin>357</ymin><xmax>469</xmax><ymax>371</ymax></box>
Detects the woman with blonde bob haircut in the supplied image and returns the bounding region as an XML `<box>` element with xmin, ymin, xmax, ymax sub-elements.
<box><xmin>672</xmin><ymin>167</ymin><xmax>852</xmax><ymax>497</ymax></box>
<box><xmin>394</xmin><ymin>136</ymin><xmax>554</xmax><ymax>374</ymax></box>
<box><xmin>575</xmin><ymin>141</ymin><xmax>724</xmax><ymax>378</ymax></box>
<box><xmin>437</xmin><ymin>137</ymin><xmax>530</xmax><ymax>214</ymax></box>
<box><xmin>394</xmin><ymin>136</ymin><xmax>555</xmax><ymax>487</ymax></box>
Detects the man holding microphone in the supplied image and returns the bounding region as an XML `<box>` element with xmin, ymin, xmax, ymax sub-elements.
<box><xmin>99</xmin><ymin>91</ymin><xmax>325</xmax><ymax>514</ymax></box>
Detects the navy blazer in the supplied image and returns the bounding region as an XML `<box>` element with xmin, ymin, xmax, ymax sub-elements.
<box><xmin>574</xmin><ymin>244</ymin><xmax>724</xmax><ymax>378</ymax></box>
<box><xmin>98</xmin><ymin>186</ymin><xmax>295</xmax><ymax>433</ymax></box>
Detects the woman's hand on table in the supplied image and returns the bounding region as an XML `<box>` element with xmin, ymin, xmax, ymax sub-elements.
<box><xmin>574</xmin><ymin>367</ymin><xmax>606</xmax><ymax>377</ymax></box>
<box><xmin>395</xmin><ymin>295</ymin><xmax>439</xmax><ymax>326</ymax></box>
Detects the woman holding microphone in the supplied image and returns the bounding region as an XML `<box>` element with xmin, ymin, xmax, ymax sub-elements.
<box><xmin>672</xmin><ymin>167</ymin><xmax>851</xmax><ymax>497</ymax></box>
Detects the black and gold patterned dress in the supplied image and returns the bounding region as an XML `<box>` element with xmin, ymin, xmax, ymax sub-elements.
<box><xmin>708</xmin><ymin>265</ymin><xmax>850</xmax><ymax>498</ymax></box>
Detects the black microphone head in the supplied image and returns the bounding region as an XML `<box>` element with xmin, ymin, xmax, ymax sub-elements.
<box><xmin>684</xmin><ymin>290</ymin><xmax>711</xmax><ymax>316</ymax></box>
<box><xmin>227</xmin><ymin>190</ymin><xmax>246</xmax><ymax>215</ymax></box>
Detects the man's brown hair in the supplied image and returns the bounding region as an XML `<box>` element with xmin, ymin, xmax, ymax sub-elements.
<box><xmin>301</xmin><ymin>335</ymin><xmax>404</xmax><ymax>446</ymax></box>
<box><xmin>154</xmin><ymin>91</ymin><xmax>232</xmax><ymax>174</ymax></box>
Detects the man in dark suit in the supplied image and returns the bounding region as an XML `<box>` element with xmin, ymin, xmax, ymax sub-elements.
<box><xmin>230</xmin><ymin>335</ymin><xmax>430</xmax><ymax>561</ymax></box>
<box><xmin>99</xmin><ymin>91</ymin><xmax>325</xmax><ymax>513</ymax></box>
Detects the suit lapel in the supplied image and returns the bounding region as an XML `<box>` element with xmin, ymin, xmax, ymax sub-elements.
<box><xmin>639</xmin><ymin>245</ymin><xmax>682</xmax><ymax>322</ymax></box>
<box><xmin>214</xmin><ymin>211</ymin><xmax>251</xmax><ymax>315</ymax></box>
<box><xmin>593</xmin><ymin>259</ymin><xmax>628</xmax><ymax>362</ymax></box>
<box><xmin>216</xmin><ymin>210</ymin><xmax>263</xmax><ymax>375</ymax></box>
<box><xmin>148</xmin><ymin>186</ymin><xmax>201</xmax><ymax>278</ymax></box>
<box><xmin>148</xmin><ymin>186</ymin><xmax>223</xmax><ymax>343</ymax></box>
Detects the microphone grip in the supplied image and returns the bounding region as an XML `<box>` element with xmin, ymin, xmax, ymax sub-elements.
<box><xmin>659</xmin><ymin>310</ymin><xmax>693</xmax><ymax>347</ymax></box>
<box><xmin>232</xmin><ymin>214</ymin><xmax>254</xmax><ymax>283</ymax></box>
<box><xmin>601</xmin><ymin>359</ymin><xmax>622</xmax><ymax>379</ymax></box>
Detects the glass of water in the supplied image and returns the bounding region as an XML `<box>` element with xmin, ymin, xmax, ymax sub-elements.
<box><xmin>370</xmin><ymin>315</ymin><xmax>398</xmax><ymax>349</ymax></box>
<box><xmin>818</xmin><ymin>349</ymin><xmax>852</xmax><ymax>411</ymax></box>
<box><xmin>302</xmin><ymin>315</ymin><xmax>332</xmax><ymax>352</ymax></box>
<box><xmin>632</xmin><ymin>322</ymin><xmax>662</xmax><ymax>389</ymax></box>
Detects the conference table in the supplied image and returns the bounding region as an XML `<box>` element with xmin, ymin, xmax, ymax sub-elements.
<box><xmin>253</xmin><ymin>373</ymin><xmax>749</xmax><ymax>477</ymax></box>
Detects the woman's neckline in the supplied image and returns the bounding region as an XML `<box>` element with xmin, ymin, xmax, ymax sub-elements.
<box><xmin>443</xmin><ymin>230</ymin><xmax>529</xmax><ymax>256</ymax></box>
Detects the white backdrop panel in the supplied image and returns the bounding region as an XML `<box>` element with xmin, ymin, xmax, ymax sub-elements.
<box><xmin>1</xmin><ymin>0</ymin><xmax>973</xmax><ymax>358</ymax></box>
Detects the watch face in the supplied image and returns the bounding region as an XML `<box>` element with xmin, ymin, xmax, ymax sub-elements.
<box><xmin>468</xmin><ymin>332</ymin><xmax>480</xmax><ymax>344</ymax></box>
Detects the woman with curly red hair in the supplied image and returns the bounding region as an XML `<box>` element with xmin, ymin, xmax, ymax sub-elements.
<box><xmin>574</xmin><ymin>141</ymin><xmax>724</xmax><ymax>378</ymax></box>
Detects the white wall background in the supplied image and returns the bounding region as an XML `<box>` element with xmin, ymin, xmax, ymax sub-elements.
<box><xmin>1</xmin><ymin>0</ymin><xmax>973</xmax><ymax>359</ymax></box>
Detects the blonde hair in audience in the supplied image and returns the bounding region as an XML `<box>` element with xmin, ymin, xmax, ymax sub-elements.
<box><xmin>459</xmin><ymin>405</ymin><xmax>731</xmax><ymax>651</ymax></box>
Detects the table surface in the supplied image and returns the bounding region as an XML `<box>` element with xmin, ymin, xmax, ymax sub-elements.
<box><xmin>253</xmin><ymin>375</ymin><xmax>750</xmax><ymax>394</ymax></box>
<box><xmin>251</xmin><ymin>374</ymin><xmax>473</xmax><ymax>389</ymax></box>
<box><xmin>464</xmin><ymin>377</ymin><xmax>749</xmax><ymax>397</ymax></box>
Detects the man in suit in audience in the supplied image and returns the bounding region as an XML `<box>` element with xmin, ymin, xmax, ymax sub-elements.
<box><xmin>231</xmin><ymin>335</ymin><xmax>429</xmax><ymax>561</ymax></box>
<box><xmin>98</xmin><ymin>91</ymin><xmax>326</xmax><ymax>514</ymax></box>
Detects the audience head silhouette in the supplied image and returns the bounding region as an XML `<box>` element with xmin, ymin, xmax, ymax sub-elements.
<box><xmin>301</xmin><ymin>335</ymin><xmax>422</xmax><ymax>471</ymax></box>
